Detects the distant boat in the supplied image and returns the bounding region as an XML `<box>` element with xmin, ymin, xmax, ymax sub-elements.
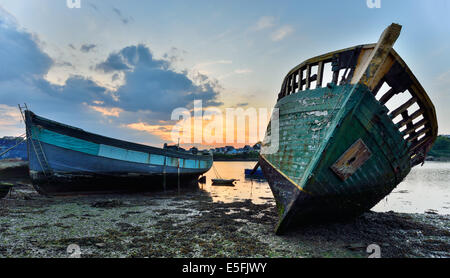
<box><xmin>22</xmin><ymin>109</ymin><xmax>213</xmax><ymax>195</ymax></box>
<box><xmin>259</xmin><ymin>23</ymin><xmax>438</xmax><ymax>234</ymax></box>
<box><xmin>211</xmin><ymin>179</ymin><xmax>238</xmax><ymax>186</ymax></box>
<box><xmin>210</xmin><ymin>164</ymin><xmax>238</xmax><ymax>186</ymax></box>
<box><xmin>244</xmin><ymin>168</ymin><xmax>265</xmax><ymax>179</ymax></box>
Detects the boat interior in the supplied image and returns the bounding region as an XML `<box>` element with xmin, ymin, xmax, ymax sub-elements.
<box><xmin>276</xmin><ymin>42</ymin><xmax>437</xmax><ymax>167</ymax></box>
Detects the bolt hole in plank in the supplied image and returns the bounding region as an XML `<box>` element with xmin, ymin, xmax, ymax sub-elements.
<box><xmin>347</xmin><ymin>157</ymin><xmax>357</xmax><ymax>165</ymax></box>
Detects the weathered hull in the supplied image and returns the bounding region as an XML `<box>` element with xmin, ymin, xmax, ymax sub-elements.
<box><xmin>260</xmin><ymin>24</ymin><xmax>438</xmax><ymax>234</ymax></box>
<box><xmin>30</xmin><ymin>172</ymin><xmax>200</xmax><ymax>195</ymax></box>
<box><xmin>260</xmin><ymin>83</ymin><xmax>411</xmax><ymax>234</ymax></box>
<box><xmin>0</xmin><ymin>160</ymin><xmax>29</xmax><ymax>181</ymax></box>
<box><xmin>24</xmin><ymin>110</ymin><xmax>213</xmax><ymax>196</ymax></box>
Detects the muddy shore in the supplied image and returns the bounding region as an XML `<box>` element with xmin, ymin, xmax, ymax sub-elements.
<box><xmin>0</xmin><ymin>183</ymin><xmax>448</xmax><ymax>258</ymax></box>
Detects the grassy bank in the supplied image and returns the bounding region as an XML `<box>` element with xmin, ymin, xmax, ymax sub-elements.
<box><xmin>428</xmin><ymin>136</ymin><xmax>450</xmax><ymax>161</ymax></box>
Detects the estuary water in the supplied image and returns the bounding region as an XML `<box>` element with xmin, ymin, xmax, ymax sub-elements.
<box><xmin>201</xmin><ymin>161</ymin><xmax>450</xmax><ymax>215</ymax></box>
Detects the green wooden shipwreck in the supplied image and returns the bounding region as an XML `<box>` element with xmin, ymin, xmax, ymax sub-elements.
<box><xmin>259</xmin><ymin>23</ymin><xmax>438</xmax><ymax>234</ymax></box>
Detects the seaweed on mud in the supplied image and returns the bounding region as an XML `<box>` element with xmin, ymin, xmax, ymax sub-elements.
<box><xmin>0</xmin><ymin>183</ymin><xmax>448</xmax><ymax>258</ymax></box>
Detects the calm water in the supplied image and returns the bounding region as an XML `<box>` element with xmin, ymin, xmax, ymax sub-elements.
<box><xmin>201</xmin><ymin>161</ymin><xmax>450</xmax><ymax>214</ymax></box>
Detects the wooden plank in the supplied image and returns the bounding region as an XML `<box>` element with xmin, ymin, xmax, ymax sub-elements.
<box><xmin>378</xmin><ymin>88</ymin><xmax>397</xmax><ymax>105</ymax></box>
<box><xmin>372</xmin><ymin>79</ymin><xmax>385</xmax><ymax>96</ymax></box>
<box><xmin>396</xmin><ymin>109</ymin><xmax>423</xmax><ymax>128</ymax></box>
<box><xmin>402</xmin><ymin>118</ymin><xmax>427</xmax><ymax>136</ymax></box>
<box><xmin>330</xmin><ymin>139</ymin><xmax>372</xmax><ymax>181</ymax></box>
<box><xmin>305</xmin><ymin>65</ymin><xmax>311</xmax><ymax>90</ymax></box>
<box><xmin>298</xmin><ymin>68</ymin><xmax>303</xmax><ymax>91</ymax></box>
<box><xmin>317</xmin><ymin>61</ymin><xmax>324</xmax><ymax>88</ymax></box>
<box><xmin>407</xmin><ymin>127</ymin><xmax>430</xmax><ymax>142</ymax></box>
<box><xmin>352</xmin><ymin>23</ymin><xmax>402</xmax><ymax>89</ymax></box>
<box><xmin>332</xmin><ymin>69</ymin><xmax>339</xmax><ymax>84</ymax></box>
<box><xmin>410</xmin><ymin>136</ymin><xmax>431</xmax><ymax>151</ymax></box>
<box><xmin>389</xmin><ymin>97</ymin><xmax>417</xmax><ymax>118</ymax></box>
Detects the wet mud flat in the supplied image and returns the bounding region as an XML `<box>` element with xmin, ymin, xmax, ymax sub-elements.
<box><xmin>0</xmin><ymin>183</ymin><xmax>448</xmax><ymax>258</ymax></box>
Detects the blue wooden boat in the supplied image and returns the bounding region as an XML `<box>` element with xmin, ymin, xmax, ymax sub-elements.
<box><xmin>22</xmin><ymin>109</ymin><xmax>213</xmax><ymax>195</ymax></box>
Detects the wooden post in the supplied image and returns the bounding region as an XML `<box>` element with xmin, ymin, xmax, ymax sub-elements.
<box><xmin>316</xmin><ymin>61</ymin><xmax>324</xmax><ymax>88</ymax></box>
<box><xmin>351</xmin><ymin>23</ymin><xmax>402</xmax><ymax>89</ymax></box>
<box><xmin>177</xmin><ymin>158</ymin><xmax>180</xmax><ymax>195</ymax></box>
<box><xmin>305</xmin><ymin>65</ymin><xmax>311</xmax><ymax>90</ymax></box>
<box><xmin>163</xmin><ymin>155</ymin><xmax>166</xmax><ymax>192</ymax></box>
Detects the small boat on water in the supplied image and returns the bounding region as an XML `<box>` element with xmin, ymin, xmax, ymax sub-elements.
<box><xmin>244</xmin><ymin>168</ymin><xmax>265</xmax><ymax>179</ymax></box>
<box><xmin>259</xmin><ymin>23</ymin><xmax>438</xmax><ymax>234</ymax></box>
<box><xmin>210</xmin><ymin>164</ymin><xmax>238</xmax><ymax>186</ymax></box>
<box><xmin>21</xmin><ymin>109</ymin><xmax>213</xmax><ymax>195</ymax></box>
<box><xmin>211</xmin><ymin>179</ymin><xmax>238</xmax><ymax>186</ymax></box>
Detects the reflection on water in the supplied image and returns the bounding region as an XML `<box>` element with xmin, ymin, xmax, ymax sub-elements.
<box><xmin>200</xmin><ymin>161</ymin><xmax>274</xmax><ymax>205</ymax></box>
<box><xmin>373</xmin><ymin>162</ymin><xmax>450</xmax><ymax>214</ymax></box>
<box><xmin>202</xmin><ymin>161</ymin><xmax>450</xmax><ymax>214</ymax></box>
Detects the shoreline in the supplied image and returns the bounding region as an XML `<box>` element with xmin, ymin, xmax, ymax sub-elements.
<box><xmin>0</xmin><ymin>183</ymin><xmax>448</xmax><ymax>258</ymax></box>
<box><xmin>213</xmin><ymin>158</ymin><xmax>258</xmax><ymax>162</ymax></box>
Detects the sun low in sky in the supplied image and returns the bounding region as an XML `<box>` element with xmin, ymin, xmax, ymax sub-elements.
<box><xmin>0</xmin><ymin>0</ymin><xmax>449</xmax><ymax>148</ymax></box>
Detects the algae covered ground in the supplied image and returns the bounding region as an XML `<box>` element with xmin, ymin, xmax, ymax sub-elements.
<box><xmin>0</xmin><ymin>183</ymin><xmax>449</xmax><ymax>258</ymax></box>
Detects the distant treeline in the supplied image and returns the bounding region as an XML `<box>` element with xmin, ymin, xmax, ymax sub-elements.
<box><xmin>213</xmin><ymin>151</ymin><xmax>259</xmax><ymax>161</ymax></box>
<box><xmin>428</xmin><ymin>135</ymin><xmax>450</xmax><ymax>161</ymax></box>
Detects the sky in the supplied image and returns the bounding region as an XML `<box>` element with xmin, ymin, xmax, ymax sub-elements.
<box><xmin>0</xmin><ymin>0</ymin><xmax>449</xmax><ymax>148</ymax></box>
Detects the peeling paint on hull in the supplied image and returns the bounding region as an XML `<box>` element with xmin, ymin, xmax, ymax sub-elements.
<box><xmin>260</xmin><ymin>83</ymin><xmax>412</xmax><ymax>234</ymax></box>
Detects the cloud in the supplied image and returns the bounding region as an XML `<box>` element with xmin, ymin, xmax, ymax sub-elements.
<box><xmin>235</xmin><ymin>102</ymin><xmax>248</xmax><ymax>107</ymax></box>
<box><xmin>112</xmin><ymin>7</ymin><xmax>133</xmax><ymax>25</ymax></box>
<box><xmin>252</xmin><ymin>16</ymin><xmax>275</xmax><ymax>31</ymax></box>
<box><xmin>0</xmin><ymin>10</ymin><xmax>222</xmax><ymax>144</ymax></box>
<box><xmin>0</xmin><ymin>104</ymin><xmax>23</xmax><ymax>136</ymax></box>
<box><xmin>80</xmin><ymin>43</ymin><xmax>97</xmax><ymax>53</ymax></box>
<box><xmin>194</xmin><ymin>60</ymin><xmax>233</xmax><ymax>70</ymax></box>
<box><xmin>86</xmin><ymin>104</ymin><xmax>123</xmax><ymax>117</ymax></box>
<box><xmin>0</xmin><ymin>9</ymin><xmax>53</xmax><ymax>82</ymax></box>
<box><xmin>55</xmin><ymin>61</ymin><xmax>73</xmax><ymax>67</ymax></box>
<box><xmin>96</xmin><ymin>45</ymin><xmax>223</xmax><ymax>116</ymax></box>
<box><xmin>271</xmin><ymin>25</ymin><xmax>294</xmax><ymax>41</ymax></box>
<box><xmin>95</xmin><ymin>44</ymin><xmax>169</xmax><ymax>73</ymax></box>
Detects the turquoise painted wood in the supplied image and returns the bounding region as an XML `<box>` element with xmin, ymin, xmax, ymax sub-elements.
<box><xmin>260</xmin><ymin>83</ymin><xmax>412</xmax><ymax>234</ymax></box>
<box><xmin>31</xmin><ymin>126</ymin><xmax>205</xmax><ymax>169</ymax></box>
<box><xmin>31</xmin><ymin>126</ymin><xmax>99</xmax><ymax>156</ymax></box>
